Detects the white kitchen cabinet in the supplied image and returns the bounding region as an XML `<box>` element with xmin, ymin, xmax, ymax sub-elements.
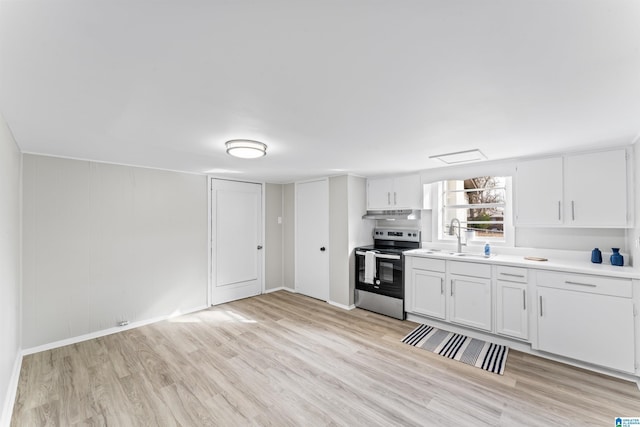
<box><xmin>496</xmin><ymin>266</ymin><xmax>529</xmax><ymax>340</ymax></box>
<box><xmin>564</xmin><ymin>149</ymin><xmax>628</xmax><ymax>227</ymax></box>
<box><xmin>367</xmin><ymin>174</ymin><xmax>421</xmax><ymax>210</ymax></box>
<box><xmin>515</xmin><ymin>157</ymin><xmax>563</xmax><ymax>226</ymax></box>
<box><xmin>515</xmin><ymin>148</ymin><xmax>630</xmax><ymax>227</ymax></box>
<box><xmin>496</xmin><ymin>281</ymin><xmax>528</xmax><ymax>340</ymax></box>
<box><xmin>448</xmin><ymin>262</ymin><xmax>492</xmax><ymax>332</ymax></box>
<box><xmin>536</xmin><ymin>272</ymin><xmax>635</xmax><ymax>373</ymax></box>
<box><xmin>411</xmin><ymin>270</ymin><xmax>446</xmax><ymax>320</ymax></box>
<box><xmin>408</xmin><ymin>258</ymin><xmax>446</xmax><ymax>319</ymax></box>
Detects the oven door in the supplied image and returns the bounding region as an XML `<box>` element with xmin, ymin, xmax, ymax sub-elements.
<box><xmin>355</xmin><ymin>251</ymin><xmax>404</xmax><ymax>299</ymax></box>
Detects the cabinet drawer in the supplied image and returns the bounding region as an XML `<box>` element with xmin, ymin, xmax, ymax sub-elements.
<box><xmin>410</xmin><ymin>257</ymin><xmax>446</xmax><ymax>272</ymax></box>
<box><xmin>449</xmin><ymin>261</ymin><xmax>491</xmax><ymax>279</ymax></box>
<box><xmin>496</xmin><ymin>266</ymin><xmax>528</xmax><ymax>283</ymax></box>
<box><xmin>536</xmin><ymin>270</ymin><xmax>631</xmax><ymax>298</ymax></box>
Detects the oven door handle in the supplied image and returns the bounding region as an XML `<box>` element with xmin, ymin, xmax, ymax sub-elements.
<box><xmin>355</xmin><ymin>251</ymin><xmax>401</xmax><ymax>260</ymax></box>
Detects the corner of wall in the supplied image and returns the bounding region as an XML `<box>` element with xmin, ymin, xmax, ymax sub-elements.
<box><xmin>0</xmin><ymin>112</ymin><xmax>23</xmax><ymax>427</ymax></box>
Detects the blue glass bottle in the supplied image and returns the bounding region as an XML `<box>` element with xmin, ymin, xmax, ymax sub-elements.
<box><xmin>610</xmin><ymin>248</ymin><xmax>624</xmax><ymax>266</ymax></box>
<box><xmin>591</xmin><ymin>248</ymin><xmax>602</xmax><ymax>264</ymax></box>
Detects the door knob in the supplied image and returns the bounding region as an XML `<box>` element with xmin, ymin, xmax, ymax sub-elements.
<box><xmin>257</xmin><ymin>245</ymin><xmax>263</xmax><ymax>250</ymax></box>
<box><xmin>320</xmin><ymin>247</ymin><xmax>326</xmax><ymax>252</ymax></box>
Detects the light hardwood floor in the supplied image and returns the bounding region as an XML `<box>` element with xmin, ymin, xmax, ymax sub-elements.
<box><xmin>11</xmin><ymin>290</ymin><xmax>640</xmax><ymax>426</ymax></box>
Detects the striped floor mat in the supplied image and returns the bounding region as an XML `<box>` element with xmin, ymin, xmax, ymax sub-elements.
<box><xmin>401</xmin><ymin>324</ymin><xmax>508</xmax><ymax>375</ymax></box>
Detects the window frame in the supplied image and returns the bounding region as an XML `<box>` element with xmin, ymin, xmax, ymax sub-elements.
<box><xmin>431</xmin><ymin>176</ymin><xmax>514</xmax><ymax>248</ymax></box>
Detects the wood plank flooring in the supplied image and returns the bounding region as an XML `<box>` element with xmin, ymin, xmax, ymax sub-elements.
<box><xmin>11</xmin><ymin>290</ymin><xmax>640</xmax><ymax>426</ymax></box>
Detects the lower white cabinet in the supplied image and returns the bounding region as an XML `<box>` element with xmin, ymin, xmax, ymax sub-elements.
<box><xmin>496</xmin><ymin>281</ymin><xmax>528</xmax><ymax>340</ymax></box>
<box><xmin>449</xmin><ymin>275</ymin><xmax>492</xmax><ymax>331</ymax></box>
<box><xmin>406</xmin><ymin>257</ymin><xmax>446</xmax><ymax>319</ymax></box>
<box><xmin>536</xmin><ymin>272</ymin><xmax>635</xmax><ymax>373</ymax></box>
<box><xmin>405</xmin><ymin>255</ymin><xmax>638</xmax><ymax>376</ymax></box>
<box><xmin>411</xmin><ymin>269</ymin><xmax>446</xmax><ymax>320</ymax></box>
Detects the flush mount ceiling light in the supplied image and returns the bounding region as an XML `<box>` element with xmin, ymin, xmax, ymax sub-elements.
<box><xmin>429</xmin><ymin>149</ymin><xmax>487</xmax><ymax>165</ymax></box>
<box><xmin>225</xmin><ymin>139</ymin><xmax>267</xmax><ymax>159</ymax></box>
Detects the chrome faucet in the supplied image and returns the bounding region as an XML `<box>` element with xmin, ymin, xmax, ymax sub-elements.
<box><xmin>449</xmin><ymin>218</ymin><xmax>462</xmax><ymax>253</ymax></box>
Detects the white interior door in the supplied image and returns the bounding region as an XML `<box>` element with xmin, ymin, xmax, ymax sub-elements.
<box><xmin>295</xmin><ymin>179</ymin><xmax>329</xmax><ymax>301</ymax></box>
<box><xmin>211</xmin><ymin>179</ymin><xmax>263</xmax><ymax>305</ymax></box>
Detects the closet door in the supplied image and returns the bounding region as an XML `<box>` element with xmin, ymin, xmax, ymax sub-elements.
<box><xmin>295</xmin><ymin>179</ymin><xmax>329</xmax><ymax>301</ymax></box>
<box><xmin>211</xmin><ymin>179</ymin><xmax>263</xmax><ymax>305</ymax></box>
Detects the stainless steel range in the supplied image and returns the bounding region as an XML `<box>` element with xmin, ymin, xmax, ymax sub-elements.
<box><xmin>354</xmin><ymin>228</ymin><xmax>420</xmax><ymax>320</ymax></box>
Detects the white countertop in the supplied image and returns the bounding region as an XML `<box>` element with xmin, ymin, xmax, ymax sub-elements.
<box><xmin>404</xmin><ymin>248</ymin><xmax>640</xmax><ymax>279</ymax></box>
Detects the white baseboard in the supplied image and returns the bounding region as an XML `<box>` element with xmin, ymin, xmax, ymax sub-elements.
<box><xmin>22</xmin><ymin>304</ymin><xmax>209</xmax><ymax>356</ymax></box>
<box><xmin>264</xmin><ymin>286</ymin><xmax>296</xmax><ymax>294</ymax></box>
<box><xmin>328</xmin><ymin>300</ymin><xmax>355</xmax><ymax>310</ymax></box>
<box><xmin>1</xmin><ymin>351</ymin><xmax>23</xmax><ymax>427</ymax></box>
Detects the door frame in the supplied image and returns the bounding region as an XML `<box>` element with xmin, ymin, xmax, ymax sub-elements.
<box><xmin>208</xmin><ymin>177</ymin><xmax>266</xmax><ymax>306</ymax></box>
<box><xmin>294</xmin><ymin>177</ymin><xmax>330</xmax><ymax>301</ymax></box>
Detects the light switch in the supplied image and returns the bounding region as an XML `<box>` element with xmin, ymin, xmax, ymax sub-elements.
<box><xmin>277</xmin><ymin>216</ymin><xmax>282</xmax><ymax>224</ymax></box>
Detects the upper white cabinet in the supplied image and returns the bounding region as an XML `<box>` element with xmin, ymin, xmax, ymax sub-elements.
<box><xmin>515</xmin><ymin>157</ymin><xmax>563</xmax><ymax>226</ymax></box>
<box><xmin>564</xmin><ymin>150</ymin><xmax>628</xmax><ymax>227</ymax></box>
<box><xmin>515</xmin><ymin>148</ymin><xmax>630</xmax><ymax>227</ymax></box>
<box><xmin>367</xmin><ymin>174</ymin><xmax>421</xmax><ymax>210</ymax></box>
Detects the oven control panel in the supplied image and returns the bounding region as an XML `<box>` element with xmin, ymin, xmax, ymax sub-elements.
<box><xmin>373</xmin><ymin>228</ymin><xmax>420</xmax><ymax>243</ymax></box>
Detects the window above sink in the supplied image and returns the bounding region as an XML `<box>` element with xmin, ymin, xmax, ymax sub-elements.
<box><xmin>431</xmin><ymin>175</ymin><xmax>514</xmax><ymax>248</ymax></box>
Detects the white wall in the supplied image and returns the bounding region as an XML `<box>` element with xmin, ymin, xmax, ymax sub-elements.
<box><xmin>265</xmin><ymin>184</ymin><xmax>283</xmax><ymax>290</ymax></box>
<box><xmin>329</xmin><ymin>176</ymin><xmax>349</xmax><ymax>306</ymax></box>
<box><xmin>282</xmin><ymin>183</ymin><xmax>295</xmax><ymax>290</ymax></box>
<box><xmin>631</xmin><ymin>142</ymin><xmax>640</xmax><ymax>270</ymax></box>
<box><xmin>347</xmin><ymin>176</ymin><xmax>373</xmax><ymax>305</ymax></box>
<box><xmin>0</xmin><ymin>114</ymin><xmax>21</xmax><ymax>426</ymax></box>
<box><xmin>329</xmin><ymin>175</ymin><xmax>374</xmax><ymax>307</ymax></box>
<box><xmin>22</xmin><ymin>155</ymin><xmax>208</xmax><ymax>349</ymax></box>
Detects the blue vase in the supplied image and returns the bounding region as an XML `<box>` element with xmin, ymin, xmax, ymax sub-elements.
<box><xmin>591</xmin><ymin>248</ymin><xmax>602</xmax><ymax>264</ymax></box>
<box><xmin>610</xmin><ymin>248</ymin><xmax>624</xmax><ymax>266</ymax></box>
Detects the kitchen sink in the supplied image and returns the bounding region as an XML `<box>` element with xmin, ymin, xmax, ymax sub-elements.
<box><xmin>452</xmin><ymin>252</ymin><xmax>490</xmax><ymax>258</ymax></box>
<box><xmin>412</xmin><ymin>249</ymin><xmax>493</xmax><ymax>259</ymax></box>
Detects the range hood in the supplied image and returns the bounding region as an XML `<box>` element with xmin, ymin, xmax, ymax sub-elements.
<box><xmin>362</xmin><ymin>209</ymin><xmax>421</xmax><ymax>220</ymax></box>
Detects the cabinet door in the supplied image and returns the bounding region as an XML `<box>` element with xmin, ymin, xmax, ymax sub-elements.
<box><xmin>449</xmin><ymin>275</ymin><xmax>492</xmax><ymax>331</ymax></box>
<box><xmin>393</xmin><ymin>174</ymin><xmax>422</xmax><ymax>209</ymax></box>
<box><xmin>537</xmin><ymin>287</ymin><xmax>634</xmax><ymax>373</ymax></box>
<box><xmin>411</xmin><ymin>269</ymin><xmax>446</xmax><ymax>319</ymax></box>
<box><xmin>515</xmin><ymin>157</ymin><xmax>563</xmax><ymax>226</ymax></box>
<box><xmin>496</xmin><ymin>281</ymin><xmax>528</xmax><ymax>340</ymax></box>
<box><xmin>564</xmin><ymin>149</ymin><xmax>628</xmax><ymax>227</ymax></box>
<box><xmin>367</xmin><ymin>177</ymin><xmax>394</xmax><ymax>209</ymax></box>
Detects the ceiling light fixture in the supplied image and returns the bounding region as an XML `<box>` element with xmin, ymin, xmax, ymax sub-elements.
<box><xmin>429</xmin><ymin>149</ymin><xmax>487</xmax><ymax>165</ymax></box>
<box><xmin>225</xmin><ymin>139</ymin><xmax>267</xmax><ymax>159</ymax></box>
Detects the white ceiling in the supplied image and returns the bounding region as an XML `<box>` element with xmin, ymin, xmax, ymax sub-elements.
<box><xmin>1</xmin><ymin>0</ymin><xmax>639</xmax><ymax>183</ymax></box>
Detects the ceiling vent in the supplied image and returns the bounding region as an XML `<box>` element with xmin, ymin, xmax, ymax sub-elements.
<box><xmin>429</xmin><ymin>149</ymin><xmax>487</xmax><ymax>165</ymax></box>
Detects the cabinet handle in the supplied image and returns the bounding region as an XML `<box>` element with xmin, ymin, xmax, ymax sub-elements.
<box><xmin>440</xmin><ymin>278</ymin><xmax>444</xmax><ymax>295</ymax></box>
<box><xmin>387</xmin><ymin>192</ymin><xmax>391</xmax><ymax>205</ymax></box>
<box><xmin>558</xmin><ymin>201</ymin><xmax>561</xmax><ymax>220</ymax></box>
<box><xmin>539</xmin><ymin>296</ymin><xmax>543</xmax><ymax>317</ymax></box>
<box><xmin>565</xmin><ymin>280</ymin><xmax>596</xmax><ymax>287</ymax></box>
<box><xmin>571</xmin><ymin>201</ymin><xmax>575</xmax><ymax>220</ymax></box>
<box><xmin>394</xmin><ymin>192</ymin><xmax>397</xmax><ymax>205</ymax></box>
<box><xmin>451</xmin><ymin>280</ymin><xmax>455</xmax><ymax>296</ymax></box>
<box><xmin>522</xmin><ymin>289</ymin><xmax>526</xmax><ymax>310</ymax></box>
<box><xmin>500</xmin><ymin>273</ymin><xmax>525</xmax><ymax>278</ymax></box>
